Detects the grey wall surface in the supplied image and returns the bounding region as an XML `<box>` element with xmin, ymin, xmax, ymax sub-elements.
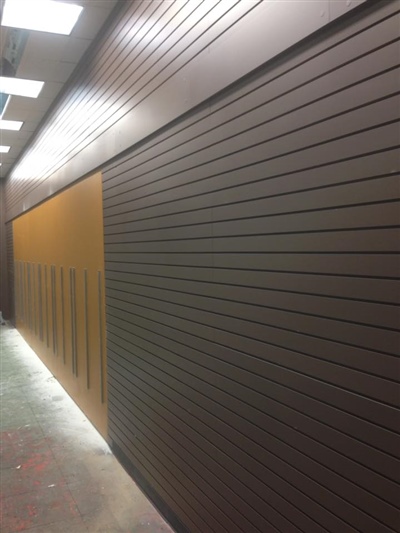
<box><xmin>102</xmin><ymin>2</ymin><xmax>400</xmax><ymax>532</ymax></box>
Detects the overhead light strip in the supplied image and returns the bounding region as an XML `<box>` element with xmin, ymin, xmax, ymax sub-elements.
<box><xmin>0</xmin><ymin>146</ymin><xmax>11</xmax><ymax>153</ymax></box>
<box><xmin>0</xmin><ymin>119</ymin><xmax>23</xmax><ymax>130</ymax></box>
<box><xmin>0</xmin><ymin>77</ymin><xmax>44</xmax><ymax>98</ymax></box>
<box><xmin>1</xmin><ymin>0</ymin><xmax>83</xmax><ymax>36</ymax></box>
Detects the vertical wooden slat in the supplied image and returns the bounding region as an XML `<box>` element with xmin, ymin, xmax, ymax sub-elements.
<box><xmin>38</xmin><ymin>264</ymin><xmax>43</xmax><ymax>341</ymax></box>
<box><xmin>44</xmin><ymin>264</ymin><xmax>49</xmax><ymax>348</ymax></box>
<box><xmin>32</xmin><ymin>263</ymin><xmax>37</xmax><ymax>336</ymax></box>
<box><xmin>98</xmin><ymin>270</ymin><xmax>105</xmax><ymax>403</ymax></box>
<box><xmin>60</xmin><ymin>265</ymin><xmax>66</xmax><ymax>364</ymax></box>
<box><xmin>51</xmin><ymin>265</ymin><xmax>57</xmax><ymax>355</ymax></box>
<box><xmin>69</xmin><ymin>267</ymin><xmax>77</xmax><ymax>376</ymax></box>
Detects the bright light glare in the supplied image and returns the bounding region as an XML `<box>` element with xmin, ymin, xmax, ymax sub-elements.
<box><xmin>0</xmin><ymin>119</ymin><xmax>23</xmax><ymax>130</ymax></box>
<box><xmin>0</xmin><ymin>146</ymin><xmax>11</xmax><ymax>153</ymax></box>
<box><xmin>0</xmin><ymin>77</ymin><xmax>44</xmax><ymax>98</ymax></box>
<box><xmin>2</xmin><ymin>0</ymin><xmax>83</xmax><ymax>35</ymax></box>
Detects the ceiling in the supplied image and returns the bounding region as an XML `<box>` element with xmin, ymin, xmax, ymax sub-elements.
<box><xmin>0</xmin><ymin>0</ymin><xmax>119</xmax><ymax>178</ymax></box>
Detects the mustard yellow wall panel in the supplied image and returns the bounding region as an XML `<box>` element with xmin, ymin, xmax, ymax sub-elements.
<box><xmin>13</xmin><ymin>173</ymin><xmax>107</xmax><ymax>437</ymax></box>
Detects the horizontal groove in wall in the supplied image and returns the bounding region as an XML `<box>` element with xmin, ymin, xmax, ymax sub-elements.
<box><xmin>104</xmin><ymin>280</ymin><xmax>400</xmax><ymax>361</ymax></box>
<box><xmin>101</xmin><ymin>23</ymin><xmax>399</xmax><ymax>194</ymax></box>
<box><xmin>112</xmin><ymin>371</ymin><xmax>360</xmax><ymax>527</ymax></box>
<box><xmin>102</xmin><ymin>72</ymin><xmax>400</xmax><ymax>204</ymax></box>
<box><xmin>114</xmin><ymin>393</ymin><xmax>280</xmax><ymax>533</ymax></box>
<box><xmin>6</xmin><ymin>0</ymin><xmax>262</xmax><ymax>213</ymax></box>
<box><xmin>4</xmin><ymin>1</ymin><xmax>393</xmax><ymax>531</ymax></box>
<box><xmin>103</xmin><ymin>149</ymin><xmax>399</xmax><ymax>231</ymax></box>
<box><xmin>104</xmin><ymin>263</ymin><xmax>400</xmax><ymax>306</ymax></box>
<box><xmin>109</xmin><ymin>309</ymin><xmax>397</xmax><ymax>456</ymax></box>
<box><xmin>105</xmin><ymin>290</ymin><xmax>395</xmax><ymax>390</ymax></box>
<box><xmin>103</xmin><ymin>197</ymin><xmax>400</xmax><ymax>236</ymax></box>
<box><xmin>105</xmin><ymin>271</ymin><xmax>398</xmax><ymax>332</ymax></box>
<box><xmin>107</xmin><ymin>386</ymin><xmax>331</xmax><ymax>533</ymax></box>
<box><xmin>105</xmin><ymin>316</ymin><xmax>399</xmax><ymax>485</ymax></box>
<box><xmin>103</xmin><ymin>228</ymin><xmax>400</xmax><ymax>254</ymax></box>
<box><xmin>108</xmin><ymin>395</ymin><xmax>322</xmax><ymax>533</ymax></box>
<box><xmin>108</xmin><ymin>417</ymin><xmax>208</xmax><ymax>533</ymax></box>
<box><xmin>4</xmin><ymin>2</ymin><xmax>396</xmax><ymax>216</ymax></box>
<box><xmin>107</xmin><ymin>349</ymin><xmax>397</xmax><ymax>533</ymax></box>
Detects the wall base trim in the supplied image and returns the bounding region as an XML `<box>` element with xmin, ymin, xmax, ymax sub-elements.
<box><xmin>110</xmin><ymin>440</ymin><xmax>189</xmax><ymax>533</ymax></box>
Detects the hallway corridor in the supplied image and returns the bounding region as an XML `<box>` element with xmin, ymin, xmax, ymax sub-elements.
<box><xmin>0</xmin><ymin>324</ymin><xmax>174</xmax><ymax>533</ymax></box>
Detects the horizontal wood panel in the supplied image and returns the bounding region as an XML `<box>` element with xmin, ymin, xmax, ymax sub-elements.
<box><xmin>105</xmin><ymin>271</ymin><xmax>398</xmax><ymax>331</ymax></box>
<box><xmin>104</xmin><ymin>195</ymin><xmax>400</xmax><ymax>237</ymax></box>
<box><xmin>103</xmin><ymin>84</ymin><xmax>400</xmax><ymax>207</ymax></box>
<box><xmin>103</xmin><ymin>151</ymin><xmax>399</xmax><ymax>231</ymax></box>
<box><xmin>103</xmin><ymin>24</ymin><xmax>400</xmax><ymax>195</ymax></box>
<box><xmin>108</xmin><ymin>373</ymin><xmax>348</xmax><ymax>533</ymax></box>
<box><xmin>108</xmin><ymin>389</ymin><xmax>308</xmax><ymax>533</ymax></box>
<box><xmin>104</xmin><ymin>280</ymin><xmax>400</xmax><ymax>360</ymax></box>
<box><xmin>105</xmin><ymin>252</ymin><xmax>399</xmax><ymax>279</ymax></box>
<box><xmin>104</xmin><ymin>229</ymin><xmax>400</xmax><ymax>253</ymax></box>
<box><xmin>106</xmin><ymin>292</ymin><xmax>399</xmax><ymax>408</ymax></box>
<box><xmin>107</xmin><ymin>345</ymin><xmax>397</xmax><ymax>532</ymax></box>
<box><xmin>103</xmin><ymin>122</ymin><xmax>400</xmax><ymax>224</ymax></box>
<box><xmin>105</xmin><ymin>262</ymin><xmax>400</xmax><ymax>306</ymax></box>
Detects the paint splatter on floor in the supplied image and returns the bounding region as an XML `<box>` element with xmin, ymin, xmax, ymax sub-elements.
<box><xmin>0</xmin><ymin>325</ymin><xmax>175</xmax><ymax>532</ymax></box>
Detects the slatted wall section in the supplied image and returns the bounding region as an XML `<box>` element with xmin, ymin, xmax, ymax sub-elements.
<box><xmin>103</xmin><ymin>5</ymin><xmax>400</xmax><ymax>533</ymax></box>
<box><xmin>5</xmin><ymin>223</ymin><xmax>14</xmax><ymax>324</ymax></box>
<box><xmin>4</xmin><ymin>0</ymin><xmax>260</xmax><ymax>217</ymax></box>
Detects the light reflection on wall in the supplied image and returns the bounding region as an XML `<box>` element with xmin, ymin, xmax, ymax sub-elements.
<box><xmin>8</xmin><ymin>0</ymin><xmax>248</xmax><ymax>184</ymax></box>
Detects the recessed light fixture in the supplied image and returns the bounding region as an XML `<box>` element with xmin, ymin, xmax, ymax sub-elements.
<box><xmin>0</xmin><ymin>119</ymin><xmax>23</xmax><ymax>131</ymax></box>
<box><xmin>0</xmin><ymin>94</ymin><xmax>10</xmax><ymax>119</ymax></box>
<box><xmin>1</xmin><ymin>0</ymin><xmax>83</xmax><ymax>35</ymax></box>
<box><xmin>0</xmin><ymin>77</ymin><xmax>44</xmax><ymax>98</ymax></box>
<box><xmin>0</xmin><ymin>146</ymin><xmax>11</xmax><ymax>153</ymax></box>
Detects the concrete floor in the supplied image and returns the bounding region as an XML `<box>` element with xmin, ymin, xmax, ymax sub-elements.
<box><xmin>0</xmin><ymin>324</ymin><xmax>175</xmax><ymax>533</ymax></box>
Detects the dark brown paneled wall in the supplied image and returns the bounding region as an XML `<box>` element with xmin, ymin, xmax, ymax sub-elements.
<box><xmin>103</xmin><ymin>4</ymin><xmax>400</xmax><ymax>533</ymax></box>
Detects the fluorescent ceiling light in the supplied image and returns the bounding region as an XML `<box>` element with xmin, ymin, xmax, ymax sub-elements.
<box><xmin>2</xmin><ymin>0</ymin><xmax>83</xmax><ymax>35</ymax></box>
<box><xmin>0</xmin><ymin>119</ymin><xmax>23</xmax><ymax>131</ymax></box>
<box><xmin>0</xmin><ymin>77</ymin><xmax>44</xmax><ymax>98</ymax></box>
<box><xmin>0</xmin><ymin>146</ymin><xmax>10</xmax><ymax>153</ymax></box>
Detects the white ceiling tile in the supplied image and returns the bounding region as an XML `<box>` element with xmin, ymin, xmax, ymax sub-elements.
<box><xmin>72</xmin><ymin>5</ymin><xmax>118</xmax><ymax>40</ymax></box>
<box><xmin>51</xmin><ymin>61</ymin><xmax>77</xmax><ymax>83</ymax></box>
<box><xmin>19</xmin><ymin>121</ymin><xmax>39</xmax><ymax>133</ymax></box>
<box><xmin>0</xmin><ymin>131</ymin><xmax>21</xmax><ymax>144</ymax></box>
<box><xmin>39</xmin><ymin>81</ymin><xmax>64</xmax><ymax>100</ymax></box>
